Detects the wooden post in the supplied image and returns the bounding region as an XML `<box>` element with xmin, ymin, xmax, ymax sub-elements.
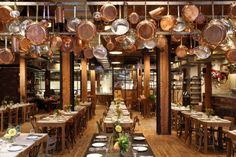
<box><xmin>204</xmin><ymin>62</ymin><xmax>212</xmax><ymax>108</ymax></box>
<box><xmin>137</xmin><ymin>68</ymin><xmax>142</xmax><ymax>97</ymax></box>
<box><xmin>19</xmin><ymin>57</ymin><xmax>27</xmax><ymax>102</ymax></box>
<box><xmin>62</xmin><ymin>51</ymin><xmax>71</xmax><ymax>107</ymax></box>
<box><xmin>81</xmin><ymin>58</ymin><xmax>88</xmax><ymax>102</ymax></box>
<box><xmin>144</xmin><ymin>54</ymin><xmax>150</xmax><ymax>98</ymax></box>
<box><xmin>90</xmin><ymin>69</ymin><xmax>96</xmax><ymax>115</ymax></box>
<box><xmin>96</xmin><ymin>73</ymin><xmax>100</xmax><ymax>93</ymax></box>
<box><xmin>44</xmin><ymin>70</ymin><xmax>50</xmax><ymax>97</ymax></box>
<box><xmin>157</xmin><ymin>37</ymin><xmax>171</xmax><ymax>134</ymax></box>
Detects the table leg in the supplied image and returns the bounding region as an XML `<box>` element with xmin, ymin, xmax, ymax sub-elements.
<box><xmin>23</xmin><ymin>107</ymin><xmax>26</xmax><ymax>123</ymax></box>
<box><xmin>61</xmin><ymin>126</ymin><xmax>65</xmax><ymax>152</ymax></box>
<box><xmin>218</xmin><ymin>127</ymin><xmax>223</xmax><ymax>149</ymax></box>
<box><xmin>226</xmin><ymin>138</ymin><xmax>232</xmax><ymax>157</ymax></box>
<box><xmin>204</xmin><ymin>125</ymin><xmax>208</xmax><ymax>153</ymax></box>
<box><xmin>184</xmin><ymin>117</ymin><xmax>189</xmax><ymax>143</ymax></box>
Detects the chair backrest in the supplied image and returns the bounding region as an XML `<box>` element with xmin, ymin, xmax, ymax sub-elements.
<box><xmin>132</xmin><ymin>116</ymin><xmax>140</xmax><ymax>133</ymax></box>
<box><xmin>46</xmin><ymin>134</ymin><xmax>57</xmax><ymax>156</ymax></box>
<box><xmin>96</xmin><ymin>118</ymin><xmax>103</xmax><ymax>133</ymax></box>
<box><xmin>30</xmin><ymin>116</ymin><xmax>40</xmax><ymax>133</ymax></box>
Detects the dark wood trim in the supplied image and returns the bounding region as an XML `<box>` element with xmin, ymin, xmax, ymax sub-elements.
<box><xmin>70</xmin><ymin>52</ymin><xmax>74</xmax><ymax>110</ymax></box>
<box><xmin>60</xmin><ymin>51</ymin><xmax>62</xmax><ymax>109</ymax></box>
<box><xmin>156</xmin><ymin>47</ymin><xmax>161</xmax><ymax>134</ymax></box>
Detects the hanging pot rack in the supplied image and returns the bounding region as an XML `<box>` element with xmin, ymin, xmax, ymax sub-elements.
<box><xmin>0</xmin><ymin>1</ymin><xmax>235</xmax><ymax>6</ymax></box>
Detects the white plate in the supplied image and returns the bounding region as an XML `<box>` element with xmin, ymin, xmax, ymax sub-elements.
<box><xmin>27</xmin><ymin>135</ymin><xmax>38</xmax><ymax>140</ymax></box>
<box><xmin>134</xmin><ymin>136</ymin><xmax>146</xmax><ymax>141</ymax></box>
<box><xmin>86</xmin><ymin>153</ymin><xmax>103</xmax><ymax>157</ymax></box>
<box><xmin>95</xmin><ymin>135</ymin><xmax>107</xmax><ymax>139</ymax></box>
<box><xmin>92</xmin><ymin>142</ymin><xmax>106</xmax><ymax>147</ymax></box>
<box><xmin>133</xmin><ymin>146</ymin><xmax>148</xmax><ymax>152</ymax></box>
<box><xmin>8</xmin><ymin>146</ymin><xmax>23</xmax><ymax>152</ymax></box>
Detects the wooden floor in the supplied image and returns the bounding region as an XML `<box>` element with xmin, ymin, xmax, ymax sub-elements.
<box><xmin>22</xmin><ymin>105</ymin><xmax>227</xmax><ymax>157</ymax></box>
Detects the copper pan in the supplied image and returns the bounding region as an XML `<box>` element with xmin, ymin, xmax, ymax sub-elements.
<box><xmin>226</xmin><ymin>49</ymin><xmax>236</xmax><ymax>63</ymax></box>
<box><xmin>84</xmin><ymin>44</ymin><xmax>94</xmax><ymax>59</ymax></box>
<box><xmin>19</xmin><ymin>38</ymin><xmax>31</xmax><ymax>54</ymax></box>
<box><xmin>182</xmin><ymin>3</ymin><xmax>199</xmax><ymax>22</ymax></box>
<box><xmin>136</xmin><ymin>2</ymin><xmax>156</xmax><ymax>41</ymax></box>
<box><xmin>11</xmin><ymin>36</ymin><xmax>20</xmax><ymax>53</ymax></box>
<box><xmin>160</xmin><ymin>2</ymin><xmax>176</xmax><ymax>32</ymax></box>
<box><xmin>76</xmin><ymin>4</ymin><xmax>96</xmax><ymax>41</ymax></box>
<box><xmin>55</xmin><ymin>4</ymin><xmax>65</xmax><ymax>24</ymax></box>
<box><xmin>230</xmin><ymin>2</ymin><xmax>236</xmax><ymax>18</ymax></box>
<box><xmin>61</xmin><ymin>36</ymin><xmax>73</xmax><ymax>52</ymax></box>
<box><xmin>100</xmin><ymin>2</ymin><xmax>117</xmax><ymax>22</ymax></box>
<box><xmin>25</xmin><ymin>4</ymin><xmax>48</xmax><ymax>45</ymax></box>
<box><xmin>149</xmin><ymin>7</ymin><xmax>165</xmax><ymax>21</ymax></box>
<box><xmin>106</xmin><ymin>37</ymin><xmax>115</xmax><ymax>51</ymax></box>
<box><xmin>156</xmin><ymin>34</ymin><xmax>167</xmax><ymax>49</ymax></box>
<box><xmin>195</xmin><ymin>6</ymin><xmax>206</xmax><ymax>25</ymax></box>
<box><xmin>128</xmin><ymin>6</ymin><xmax>140</xmax><ymax>25</ymax></box>
<box><xmin>51</xmin><ymin>35</ymin><xmax>62</xmax><ymax>51</ymax></box>
<box><xmin>0</xmin><ymin>6</ymin><xmax>14</xmax><ymax>24</ymax></box>
<box><xmin>0</xmin><ymin>37</ymin><xmax>15</xmax><ymax>64</ymax></box>
<box><xmin>126</xmin><ymin>44</ymin><xmax>137</xmax><ymax>53</ymax></box>
<box><xmin>73</xmin><ymin>38</ymin><xmax>83</xmax><ymax>58</ymax></box>
<box><xmin>176</xmin><ymin>38</ymin><xmax>188</xmax><ymax>58</ymax></box>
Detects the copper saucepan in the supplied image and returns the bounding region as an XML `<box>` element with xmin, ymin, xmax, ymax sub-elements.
<box><xmin>100</xmin><ymin>2</ymin><xmax>117</xmax><ymax>22</ymax></box>
<box><xmin>106</xmin><ymin>37</ymin><xmax>115</xmax><ymax>51</ymax></box>
<box><xmin>84</xmin><ymin>44</ymin><xmax>94</xmax><ymax>59</ymax></box>
<box><xmin>128</xmin><ymin>5</ymin><xmax>140</xmax><ymax>25</ymax></box>
<box><xmin>195</xmin><ymin>6</ymin><xmax>206</xmax><ymax>25</ymax></box>
<box><xmin>149</xmin><ymin>7</ymin><xmax>165</xmax><ymax>21</ymax></box>
<box><xmin>226</xmin><ymin>49</ymin><xmax>236</xmax><ymax>63</ymax></box>
<box><xmin>160</xmin><ymin>2</ymin><xmax>176</xmax><ymax>32</ymax></box>
<box><xmin>11</xmin><ymin>36</ymin><xmax>20</xmax><ymax>53</ymax></box>
<box><xmin>66</xmin><ymin>5</ymin><xmax>81</xmax><ymax>32</ymax></box>
<box><xmin>19</xmin><ymin>37</ymin><xmax>31</xmax><ymax>55</ymax></box>
<box><xmin>182</xmin><ymin>3</ymin><xmax>199</xmax><ymax>22</ymax></box>
<box><xmin>73</xmin><ymin>38</ymin><xmax>83</xmax><ymax>58</ymax></box>
<box><xmin>26</xmin><ymin>4</ymin><xmax>48</xmax><ymax>45</ymax></box>
<box><xmin>0</xmin><ymin>37</ymin><xmax>15</xmax><ymax>64</ymax></box>
<box><xmin>76</xmin><ymin>3</ymin><xmax>96</xmax><ymax>41</ymax></box>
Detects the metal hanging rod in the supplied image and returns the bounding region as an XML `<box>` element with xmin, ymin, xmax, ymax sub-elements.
<box><xmin>0</xmin><ymin>1</ymin><xmax>235</xmax><ymax>6</ymax></box>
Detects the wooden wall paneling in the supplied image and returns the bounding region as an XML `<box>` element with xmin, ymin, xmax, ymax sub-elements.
<box><xmin>144</xmin><ymin>54</ymin><xmax>150</xmax><ymax>98</ymax></box>
<box><xmin>81</xmin><ymin>58</ymin><xmax>88</xmax><ymax>102</ymax></box>
<box><xmin>90</xmin><ymin>69</ymin><xmax>96</xmax><ymax>115</ymax></box>
<box><xmin>19</xmin><ymin>57</ymin><xmax>27</xmax><ymax>102</ymax></box>
<box><xmin>62</xmin><ymin>51</ymin><xmax>71</xmax><ymax>107</ymax></box>
<box><xmin>204</xmin><ymin>62</ymin><xmax>212</xmax><ymax>109</ymax></box>
<box><xmin>157</xmin><ymin>36</ymin><xmax>171</xmax><ymax>135</ymax></box>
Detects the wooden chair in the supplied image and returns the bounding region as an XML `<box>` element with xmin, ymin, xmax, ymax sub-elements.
<box><xmin>96</xmin><ymin>118</ymin><xmax>104</xmax><ymax>133</ymax></box>
<box><xmin>131</xmin><ymin>116</ymin><xmax>140</xmax><ymax>133</ymax></box>
<box><xmin>45</xmin><ymin>134</ymin><xmax>57</xmax><ymax>157</ymax></box>
<box><xmin>3</xmin><ymin>107</ymin><xmax>10</xmax><ymax>130</ymax></box>
<box><xmin>29</xmin><ymin>143</ymin><xmax>42</xmax><ymax>157</ymax></box>
<box><xmin>30</xmin><ymin>116</ymin><xmax>42</xmax><ymax>133</ymax></box>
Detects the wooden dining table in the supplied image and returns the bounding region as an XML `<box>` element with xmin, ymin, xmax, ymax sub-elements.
<box><xmin>226</xmin><ymin>130</ymin><xmax>236</xmax><ymax>157</ymax></box>
<box><xmin>0</xmin><ymin>133</ymin><xmax>48</xmax><ymax>157</ymax></box>
<box><xmin>84</xmin><ymin>133</ymin><xmax>155</xmax><ymax>157</ymax></box>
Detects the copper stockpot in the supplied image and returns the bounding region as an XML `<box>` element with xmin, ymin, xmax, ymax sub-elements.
<box><xmin>61</xmin><ymin>36</ymin><xmax>73</xmax><ymax>52</ymax></box>
<box><xmin>128</xmin><ymin>6</ymin><xmax>140</xmax><ymax>25</ymax></box>
<box><xmin>226</xmin><ymin>49</ymin><xmax>236</xmax><ymax>63</ymax></box>
<box><xmin>100</xmin><ymin>3</ymin><xmax>117</xmax><ymax>22</ymax></box>
<box><xmin>175</xmin><ymin>39</ymin><xmax>188</xmax><ymax>58</ymax></box>
<box><xmin>84</xmin><ymin>44</ymin><xmax>94</xmax><ymax>59</ymax></box>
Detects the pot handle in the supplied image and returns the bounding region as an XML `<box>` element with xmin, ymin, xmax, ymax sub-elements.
<box><xmin>36</xmin><ymin>2</ymin><xmax>39</xmax><ymax>22</ymax></box>
<box><xmin>5</xmin><ymin>36</ymin><xmax>7</xmax><ymax>50</ymax></box>
<box><xmin>211</xmin><ymin>1</ymin><xmax>215</xmax><ymax>19</ymax></box>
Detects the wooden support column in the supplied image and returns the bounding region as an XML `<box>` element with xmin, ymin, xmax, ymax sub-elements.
<box><xmin>81</xmin><ymin>58</ymin><xmax>88</xmax><ymax>102</ymax></box>
<box><xmin>96</xmin><ymin>73</ymin><xmax>100</xmax><ymax>93</ymax></box>
<box><xmin>137</xmin><ymin>69</ymin><xmax>142</xmax><ymax>97</ymax></box>
<box><xmin>62</xmin><ymin>52</ymin><xmax>71</xmax><ymax>107</ymax></box>
<box><xmin>204</xmin><ymin>62</ymin><xmax>212</xmax><ymax>109</ymax></box>
<box><xmin>19</xmin><ymin>57</ymin><xmax>27</xmax><ymax>102</ymax></box>
<box><xmin>90</xmin><ymin>69</ymin><xmax>96</xmax><ymax>115</ymax></box>
<box><xmin>157</xmin><ymin>36</ymin><xmax>171</xmax><ymax>134</ymax></box>
<box><xmin>44</xmin><ymin>70</ymin><xmax>50</xmax><ymax>97</ymax></box>
<box><xmin>144</xmin><ymin>54</ymin><xmax>150</xmax><ymax>98</ymax></box>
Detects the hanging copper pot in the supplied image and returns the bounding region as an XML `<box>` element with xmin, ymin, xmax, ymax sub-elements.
<box><xmin>0</xmin><ymin>6</ymin><xmax>14</xmax><ymax>24</ymax></box>
<box><xmin>149</xmin><ymin>7</ymin><xmax>165</xmax><ymax>21</ymax></box>
<box><xmin>84</xmin><ymin>44</ymin><xmax>94</xmax><ymax>59</ymax></box>
<box><xmin>176</xmin><ymin>38</ymin><xmax>188</xmax><ymax>58</ymax></box>
<box><xmin>156</xmin><ymin>35</ymin><xmax>167</xmax><ymax>49</ymax></box>
<box><xmin>106</xmin><ymin>37</ymin><xmax>115</xmax><ymax>51</ymax></box>
<box><xmin>100</xmin><ymin>2</ymin><xmax>117</xmax><ymax>22</ymax></box>
<box><xmin>195</xmin><ymin>6</ymin><xmax>206</xmax><ymax>25</ymax></box>
<box><xmin>50</xmin><ymin>35</ymin><xmax>62</xmax><ymax>51</ymax></box>
<box><xmin>226</xmin><ymin>49</ymin><xmax>236</xmax><ymax>63</ymax></box>
<box><xmin>73</xmin><ymin>38</ymin><xmax>83</xmax><ymax>58</ymax></box>
<box><xmin>0</xmin><ymin>37</ymin><xmax>15</xmax><ymax>64</ymax></box>
<box><xmin>128</xmin><ymin>6</ymin><xmax>140</xmax><ymax>25</ymax></box>
<box><xmin>182</xmin><ymin>4</ymin><xmax>199</xmax><ymax>22</ymax></box>
<box><xmin>61</xmin><ymin>36</ymin><xmax>73</xmax><ymax>52</ymax></box>
<box><xmin>55</xmin><ymin>4</ymin><xmax>65</xmax><ymax>24</ymax></box>
<box><xmin>160</xmin><ymin>2</ymin><xmax>176</xmax><ymax>32</ymax></box>
<box><xmin>230</xmin><ymin>2</ymin><xmax>236</xmax><ymax>18</ymax></box>
<box><xmin>76</xmin><ymin>4</ymin><xmax>96</xmax><ymax>41</ymax></box>
<box><xmin>19</xmin><ymin>38</ymin><xmax>31</xmax><ymax>54</ymax></box>
<box><xmin>25</xmin><ymin>4</ymin><xmax>48</xmax><ymax>45</ymax></box>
